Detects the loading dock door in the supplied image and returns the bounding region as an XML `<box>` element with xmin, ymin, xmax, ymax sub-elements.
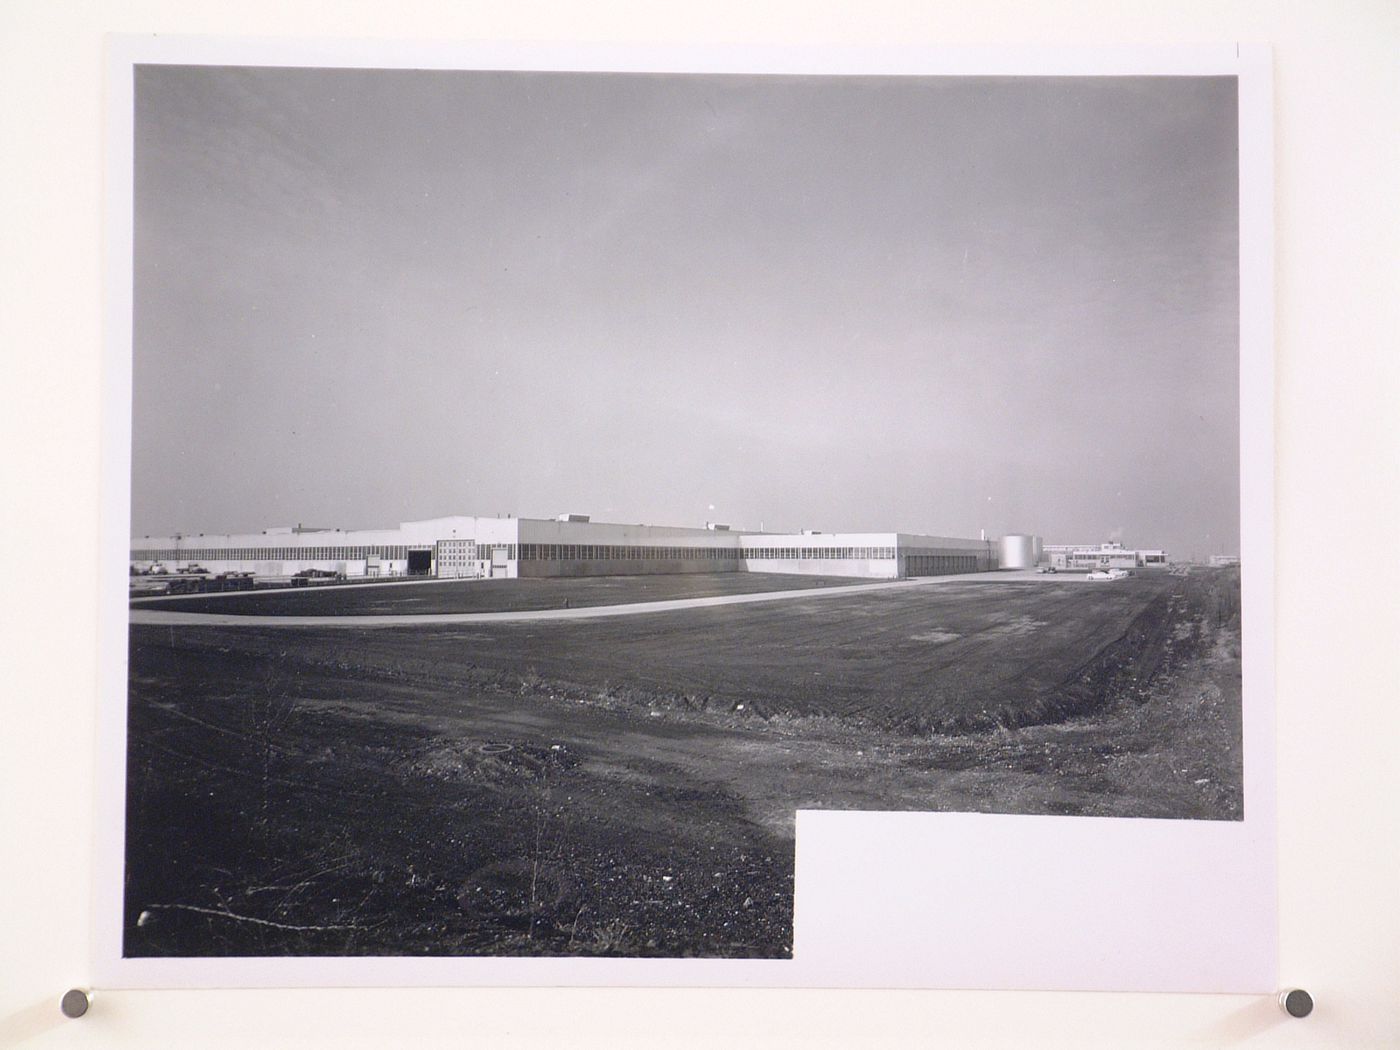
<box><xmin>407</xmin><ymin>549</ymin><xmax>433</xmax><ymax>575</ymax></box>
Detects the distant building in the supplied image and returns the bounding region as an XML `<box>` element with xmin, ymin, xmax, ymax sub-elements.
<box><xmin>131</xmin><ymin>513</ymin><xmax>1007</xmax><ymax>581</ymax></box>
<box><xmin>1043</xmin><ymin>541</ymin><xmax>1169</xmax><ymax>571</ymax></box>
<box><xmin>1208</xmin><ymin>554</ymin><xmax>1240</xmax><ymax>567</ymax></box>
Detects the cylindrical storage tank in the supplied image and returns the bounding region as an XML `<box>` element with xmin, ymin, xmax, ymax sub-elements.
<box><xmin>999</xmin><ymin>534</ymin><xmax>1037</xmax><ymax>570</ymax></box>
<box><xmin>1032</xmin><ymin>536</ymin><xmax>1044</xmax><ymax>564</ymax></box>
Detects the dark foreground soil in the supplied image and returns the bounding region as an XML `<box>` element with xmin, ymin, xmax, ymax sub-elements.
<box><xmin>134</xmin><ymin>571</ymin><xmax>864</xmax><ymax>616</ymax></box>
<box><xmin>124</xmin><ymin>568</ymin><xmax>1242</xmax><ymax>959</ymax></box>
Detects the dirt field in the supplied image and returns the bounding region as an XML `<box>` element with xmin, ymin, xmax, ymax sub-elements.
<box><xmin>135</xmin><ymin>571</ymin><xmax>863</xmax><ymax>616</ymax></box>
<box><xmin>124</xmin><ymin>568</ymin><xmax>1243</xmax><ymax>960</ymax></box>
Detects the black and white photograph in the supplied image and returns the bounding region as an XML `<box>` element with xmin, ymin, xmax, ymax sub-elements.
<box><xmin>116</xmin><ymin>53</ymin><xmax>1254</xmax><ymax>969</ymax></box>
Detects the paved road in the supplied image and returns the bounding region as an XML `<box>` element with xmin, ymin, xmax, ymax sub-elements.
<box><xmin>128</xmin><ymin>571</ymin><xmax>1089</xmax><ymax>628</ymax></box>
<box><xmin>130</xmin><ymin>576</ymin><xmax>934</xmax><ymax>628</ymax></box>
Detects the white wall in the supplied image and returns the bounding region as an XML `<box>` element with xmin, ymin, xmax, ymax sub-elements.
<box><xmin>741</xmin><ymin>557</ymin><xmax>899</xmax><ymax>578</ymax></box>
<box><xmin>402</xmin><ymin>516</ymin><xmax>519</xmax><ymax>547</ymax></box>
<box><xmin>1</xmin><ymin>4</ymin><xmax>1396</xmax><ymax>1050</ymax></box>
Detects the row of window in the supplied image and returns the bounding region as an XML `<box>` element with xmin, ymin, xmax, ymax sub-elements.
<box><xmin>744</xmin><ymin>547</ymin><xmax>897</xmax><ymax>560</ymax></box>
<box><xmin>515</xmin><ymin>544</ymin><xmax>906</xmax><ymax>562</ymax></box>
<box><xmin>131</xmin><ymin>546</ymin><xmax>413</xmax><ymax>562</ymax></box>
<box><xmin>519</xmin><ymin>544</ymin><xmax>739</xmax><ymax>562</ymax></box>
<box><xmin>133</xmin><ymin>542</ymin><xmax>984</xmax><ymax>566</ymax></box>
<box><xmin>907</xmin><ymin>548</ymin><xmax>975</xmax><ymax>562</ymax></box>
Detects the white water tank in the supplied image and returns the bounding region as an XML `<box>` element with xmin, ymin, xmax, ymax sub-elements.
<box><xmin>999</xmin><ymin>534</ymin><xmax>1039</xmax><ymax>570</ymax></box>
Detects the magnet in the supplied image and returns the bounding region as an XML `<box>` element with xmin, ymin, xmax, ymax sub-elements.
<box><xmin>60</xmin><ymin>989</ymin><xmax>90</xmax><ymax>1019</ymax></box>
<box><xmin>1279</xmin><ymin>988</ymin><xmax>1313</xmax><ymax>1018</ymax></box>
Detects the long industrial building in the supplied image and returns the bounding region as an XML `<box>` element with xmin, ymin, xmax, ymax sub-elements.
<box><xmin>130</xmin><ymin>513</ymin><xmax>1006</xmax><ymax>581</ymax></box>
<box><xmin>1043</xmin><ymin>542</ymin><xmax>1169</xmax><ymax>571</ymax></box>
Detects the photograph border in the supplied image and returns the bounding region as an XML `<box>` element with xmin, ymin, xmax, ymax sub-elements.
<box><xmin>95</xmin><ymin>35</ymin><xmax>1275</xmax><ymax>991</ymax></box>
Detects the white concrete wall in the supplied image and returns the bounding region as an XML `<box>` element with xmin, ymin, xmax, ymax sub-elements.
<box><xmin>742</xmin><ymin>556</ymin><xmax>900</xmax><ymax>578</ymax></box>
<box><xmin>401</xmin><ymin>515</ymin><xmax>520</xmax><ymax>546</ymax></box>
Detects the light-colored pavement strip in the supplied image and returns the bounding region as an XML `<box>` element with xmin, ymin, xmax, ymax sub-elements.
<box><xmin>132</xmin><ymin>577</ymin><xmax>926</xmax><ymax>628</ymax></box>
<box><xmin>128</xmin><ymin>571</ymin><xmax>1081</xmax><ymax>629</ymax></box>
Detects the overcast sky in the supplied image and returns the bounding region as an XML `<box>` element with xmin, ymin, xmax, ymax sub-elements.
<box><xmin>132</xmin><ymin>67</ymin><xmax>1239</xmax><ymax>558</ymax></box>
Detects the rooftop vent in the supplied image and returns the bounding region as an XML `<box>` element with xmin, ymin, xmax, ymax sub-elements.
<box><xmin>555</xmin><ymin>513</ymin><xmax>591</xmax><ymax>523</ymax></box>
